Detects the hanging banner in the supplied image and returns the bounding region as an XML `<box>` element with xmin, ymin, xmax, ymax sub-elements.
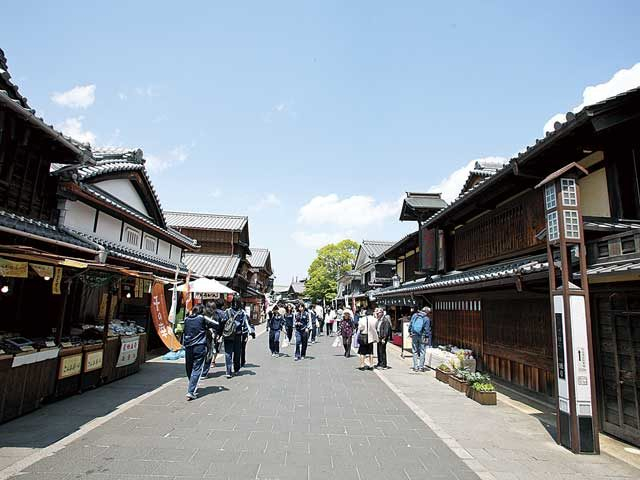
<box><xmin>116</xmin><ymin>336</ymin><xmax>139</xmax><ymax>367</ymax></box>
<box><xmin>151</xmin><ymin>281</ymin><xmax>182</xmax><ymax>351</ymax></box>
<box><xmin>31</xmin><ymin>263</ymin><xmax>54</xmax><ymax>278</ymax></box>
<box><xmin>183</xmin><ymin>270</ymin><xmax>192</xmax><ymax>313</ymax></box>
<box><xmin>98</xmin><ymin>293</ymin><xmax>108</xmax><ymax>321</ymax></box>
<box><xmin>52</xmin><ymin>267</ymin><xmax>63</xmax><ymax>295</ymax></box>
<box><xmin>168</xmin><ymin>266</ymin><xmax>179</xmax><ymax>324</ymax></box>
<box><xmin>0</xmin><ymin>258</ymin><xmax>28</xmax><ymax>278</ymax></box>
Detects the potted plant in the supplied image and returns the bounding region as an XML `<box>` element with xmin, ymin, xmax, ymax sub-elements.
<box><xmin>435</xmin><ymin>363</ymin><xmax>452</xmax><ymax>383</ymax></box>
<box><xmin>448</xmin><ymin>367</ymin><xmax>470</xmax><ymax>393</ymax></box>
<box><xmin>470</xmin><ymin>382</ymin><xmax>497</xmax><ymax>405</ymax></box>
<box><xmin>464</xmin><ymin>371</ymin><xmax>490</xmax><ymax>397</ymax></box>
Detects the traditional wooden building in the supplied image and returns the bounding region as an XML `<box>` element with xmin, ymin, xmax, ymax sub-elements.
<box><xmin>165</xmin><ymin>212</ymin><xmax>250</xmax><ymax>295</ymax></box>
<box><xmin>377</xmin><ymin>87</ymin><xmax>640</xmax><ymax>447</ymax></box>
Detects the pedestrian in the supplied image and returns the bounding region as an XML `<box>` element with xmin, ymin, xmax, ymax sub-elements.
<box><xmin>409</xmin><ymin>306</ymin><xmax>432</xmax><ymax>372</ymax></box>
<box><xmin>375</xmin><ymin>308</ymin><xmax>392</xmax><ymax>369</ymax></box>
<box><xmin>283</xmin><ymin>304</ymin><xmax>295</xmax><ymax>344</ymax></box>
<box><xmin>357</xmin><ymin>309</ymin><xmax>379</xmax><ymax>370</ymax></box>
<box><xmin>222</xmin><ymin>296</ymin><xmax>251</xmax><ymax>378</ymax></box>
<box><xmin>336</xmin><ymin>308</ymin><xmax>343</xmax><ymax>336</ymax></box>
<box><xmin>294</xmin><ymin>304</ymin><xmax>311</xmax><ymax>361</ymax></box>
<box><xmin>210</xmin><ymin>298</ymin><xmax>226</xmax><ymax>368</ymax></box>
<box><xmin>240</xmin><ymin>301</ymin><xmax>256</xmax><ymax>368</ymax></box>
<box><xmin>315</xmin><ymin>304</ymin><xmax>324</xmax><ymax>336</ymax></box>
<box><xmin>310</xmin><ymin>304</ymin><xmax>318</xmax><ymax>343</ymax></box>
<box><xmin>339</xmin><ymin>309</ymin><xmax>355</xmax><ymax>357</ymax></box>
<box><xmin>182</xmin><ymin>304</ymin><xmax>219</xmax><ymax>400</ymax></box>
<box><xmin>267</xmin><ymin>306</ymin><xmax>285</xmax><ymax>356</ymax></box>
<box><xmin>201</xmin><ymin>300</ymin><xmax>225</xmax><ymax>378</ymax></box>
<box><xmin>326</xmin><ymin>308</ymin><xmax>335</xmax><ymax>336</ymax></box>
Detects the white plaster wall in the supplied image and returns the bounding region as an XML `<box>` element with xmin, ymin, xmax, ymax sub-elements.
<box><xmin>170</xmin><ymin>246</ymin><xmax>182</xmax><ymax>262</ymax></box>
<box><xmin>94</xmin><ymin>179</ymin><xmax>150</xmax><ymax>216</ymax></box>
<box><xmin>62</xmin><ymin>201</ymin><xmax>96</xmax><ymax>234</ymax></box>
<box><xmin>96</xmin><ymin>213</ymin><xmax>123</xmax><ymax>242</ymax></box>
<box><xmin>579</xmin><ymin>168</ymin><xmax>611</xmax><ymax>217</ymax></box>
<box><xmin>158</xmin><ymin>239</ymin><xmax>171</xmax><ymax>259</ymax></box>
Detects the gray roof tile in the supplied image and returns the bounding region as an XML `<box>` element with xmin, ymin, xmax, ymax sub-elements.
<box><xmin>361</xmin><ymin>240</ymin><xmax>395</xmax><ymax>259</ymax></box>
<box><xmin>247</xmin><ymin>248</ymin><xmax>270</xmax><ymax>269</ymax></box>
<box><xmin>165</xmin><ymin>211</ymin><xmax>248</xmax><ymax>231</ymax></box>
<box><xmin>182</xmin><ymin>253</ymin><xmax>241</xmax><ymax>279</ymax></box>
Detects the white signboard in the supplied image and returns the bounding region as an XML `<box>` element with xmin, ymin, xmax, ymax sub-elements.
<box><xmin>116</xmin><ymin>336</ymin><xmax>140</xmax><ymax>367</ymax></box>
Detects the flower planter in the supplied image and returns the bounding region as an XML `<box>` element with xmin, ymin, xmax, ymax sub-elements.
<box><xmin>435</xmin><ymin>368</ymin><xmax>451</xmax><ymax>383</ymax></box>
<box><xmin>448</xmin><ymin>375</ymin><xmax>468</xmax><ymax>393</ymax></box>
<box><xmin>471</xmin><ymin>389</ymin><xmax>497</xmax><ymax>405</ymax></box>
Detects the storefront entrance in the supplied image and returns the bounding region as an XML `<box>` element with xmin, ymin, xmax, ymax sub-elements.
<box><xmin>593</xmin><ymin>290</ymin><xmax>640</xmax><ymax>447</ymax></box>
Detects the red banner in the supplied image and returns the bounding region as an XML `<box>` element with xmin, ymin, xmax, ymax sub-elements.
<box><xmin>151</xmin><ymin>281</ymin><xmax>182</xmax><ymax>351</ymax></box>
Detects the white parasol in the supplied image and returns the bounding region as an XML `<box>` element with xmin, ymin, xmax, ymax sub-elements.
<box><xmin>173</xmin><ymin>277</ymin><xmax>236</xmax><ymax>294</ymax></box>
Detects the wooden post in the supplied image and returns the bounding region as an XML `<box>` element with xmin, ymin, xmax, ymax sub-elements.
<box><xmin>536</xmin><ymin>163</ymin><xmax>599</xmax><ymax>454</ymax></box>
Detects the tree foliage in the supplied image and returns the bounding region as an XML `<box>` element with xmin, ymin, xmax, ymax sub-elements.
<box><xmin>304</xmin><ymin>239</ymin><xmax>358</xmax><ymax>302</ymax></box>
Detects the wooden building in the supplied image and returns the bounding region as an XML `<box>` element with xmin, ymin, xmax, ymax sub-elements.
<box><xmin>165</xmin><ymin>212</ymin><xmax>251</xmax><ymax>296</ymax></box>
<box><xmin>376</xmin><ymin>87</ymin><xmax>640</xmax><ymax>447</ymax></box>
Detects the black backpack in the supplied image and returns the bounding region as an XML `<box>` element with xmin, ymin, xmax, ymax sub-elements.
<box><xmin>222</xmin><ymin>309</ymin><xmax>240</xmax><ymax>338</ymax></box>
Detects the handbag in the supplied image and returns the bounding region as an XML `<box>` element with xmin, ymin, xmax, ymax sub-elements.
<box><xmin>360</xmin><ymin>317</ymin><xmax>369</xmax><ymax>344</ymax></box>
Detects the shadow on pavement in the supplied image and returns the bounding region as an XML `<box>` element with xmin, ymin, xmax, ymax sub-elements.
<box><xmin>196</xmin><ymin>385</ymin><xmax>229</xmax><ymax>398</ymax></box>
<box><xmin>0</xmin><ymin>362</ymin><xmax>184</xmax><ymax>449</ymax></box>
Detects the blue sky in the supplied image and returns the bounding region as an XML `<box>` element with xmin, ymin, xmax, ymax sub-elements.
<box><xmin>4</xmin><ymin>1</ymin><xmax>640</xmax><ymax>284</ymax></box>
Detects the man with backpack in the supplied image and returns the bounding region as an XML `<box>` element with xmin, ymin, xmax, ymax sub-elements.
<box><xmin>222</xmin><ymin>296</ymin><xmax>253</xmax><ymax>378</ymax></box>
<box><xmin>408</xmin><ymin>306</ymin><xmax>432</xmax><ymax>372</ymax></box>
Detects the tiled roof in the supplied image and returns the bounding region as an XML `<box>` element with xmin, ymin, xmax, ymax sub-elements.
<box><xmin>75</xmin><ymin>161</ymin><xmax>146</xmax><ymax>181</ymax></box>
<box><xmin>80</xmin><ymin>184</ymin><xmax>197</xmax><ymax>248</ymax></box>
<box><xmin>583</xmin><ymin>219</ymin><xmax>640</xmax><ymax>232</ymax></box>
<box><xmin>91</xmin><ymin>147</ymin><xmax>144</xmax><ymax>162</ymax></box>
<box><xmin>290</xmin><ymin>281</ymin><xmax>306</xmax><ymax>294</ymax></box>
<box><xmin>68</xmin><ymin>228</ymin><xmax>187</xmax><ymax>273</ymax></box>
<box><xmin>0</xmin><ymin>210</ymin><xmax>98</xmax><ymax>251</ymax></box>
<box><xmin>587</xmin><ymin>258</ymin><xmax>640</xmax><ymax>276</ymax></box>
<box><xmin>375</xmin><ymin>254</ymin><xmax>549</xmax><ymax>297</ymax></box>
<box><xmin>460</xmin><ymin>159</ymin><xmax>506</xmax><ymax>195</ymax></box>
<box><xmin>361</xmin><ymin>240</ymin><xmax>395</xmax><ymax>259</ymax></box>
<box><xmin>382</xmin><ymin>231</ymin><xmax>419</xmax><ymax>259</ymax></box>
<box><xmin>425</xmin><ymin>87</ymin><xmax>640</xmax><ymax>229</ymax></box>
<box><xmin>182</xmin><ymin>253</ymin><xmax>241</xmax><ymax>279</ymax></box>
<box><xmin>273</xmin><ymin>285</ymin><xmax>289</xmax><ymax>293</ymax></box>
<box><xmin>247</xmin><ymin>248</ymin><xmax>270</xmax><ymax>269</ymax></box>
<box><xmin>165</xmin><ymin>211</ymin><xmax>248</xmax><ymax>231</ymax></box>
<box><xmin>404</xmin><ymin>193</ymin><xmax>448</xmax><ymax>211</ymax></box>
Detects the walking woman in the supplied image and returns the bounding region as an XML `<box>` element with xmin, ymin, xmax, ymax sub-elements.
<box><xmin>357</xmin><ymin>309</ymin><xmax>379</xmax><ymax>370</ymax></box>
<box><xmin>283</xmin><ymin>304</ymin><xmax>295</xmax><ymax>344</ymax></box>
<box><xmin>326</xmin><ymin>308</ymin><xmax>335</xmax><ymax>336</ymax></box>
<box><xmin>182</xmin><ymin>304</ymin><xmax>219</xmax><ymax>400</ymax></box>
<box><xmin>294</xmin><ymin>304</ymin><xmax>311</xmax><ymax>361</ymax></box>
<box><xmin>267</xmin><ymin>307</ymin><xmax>285</xmax><ymax>356</ymax></box>
<box><xmin>339</xmin><ymin>309</ymin><xmax>355</xmax><ymax>357</ymax></box>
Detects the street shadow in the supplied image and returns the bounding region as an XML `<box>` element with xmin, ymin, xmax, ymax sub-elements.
<box><xmin>0</xmin><ymin>362</ymin><xmax>185</xmax><ymax>449</ymax></box>
<box><xmin>242</xmin><ymin>363</ymin><xmax>261</xmax><ymax>368</ymax></box>
<box><xmin>196</xmin><ymin>385</ymin><xmax>229</xmax><ymax>398</ymax></box>
<box><xmin>234</xmin><ymin>370</ymin><xmax>256</xmax><ymax>377</ymax></box>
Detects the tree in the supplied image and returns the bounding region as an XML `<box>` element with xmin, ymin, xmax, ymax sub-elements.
<box><xmin>304</xmin><ymin>239</ymin><xmax>359</xmax><ymax>302</ymax></box>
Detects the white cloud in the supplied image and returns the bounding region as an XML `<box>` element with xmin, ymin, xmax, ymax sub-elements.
<box><xmin>51</xmin><ymin>84</ymin><xmax>96</xmax><ymax>109</ymax></box>
<box><xmin>145</xmin><ymin>145</ymin><xmax>189</xmax><ymax>173</ymax></box>
<box><xmin>297</xmin><ymin>194</ymin><xmax>401</xmax><ymax>228</ymax></box>
<box><xmin>428</xmin><ymin>156</ymin><xmax>507</xmax><ymax>203</ymax></box>
<box><xmin>117</xmin><ymin>92</ymin><xmax>127</xmax><ymax>101</ymax></box>
<box><xmin>264</xmin><ymin>101</ymin><xmax>297</xmax><ymax>123</ymax></box>
<box><xmin>57</xmin><ymin>117</ymin><xmax>96</xmax><ymax>145</ymax></box>
<box><xmin>543</xmin><ymin>63</ymin><xmax>640</xmax><ymax>134</ymax></box>
<box><xmin>251</xmin><ymin>193</ymin><xmax>282</xmax><ymax>212</ymax></box>
<box><xmin>135</xmin><ymin>85</ymin><xmax>158</xmax><ymax>98</ymax></box>
<box><xmin>209</xmin><ymin>188</ymin><xmax>222</xmax><ymax>198</ymax></box>
<box><xmin>291</xmin><ymin>231</ymin><xmax>353</xmax><ymax>249</ymax></box>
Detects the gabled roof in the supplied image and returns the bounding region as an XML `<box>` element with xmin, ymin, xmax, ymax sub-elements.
<box><xmin>400</xmin><ymin>193</ymin><xmax>448</xmax><ymax>222</ymax></box>
<box><xmin>290</xmin><ymin>281</ymin><xmax>306</xmax><ymax>294</ymax></box>
<box><xmin>165</xmin><ymin>211</ymin><xmax>248</xmax><ymax>231</ymax></box>
<box><xmin>424</xmin><ymin>86</ymin><xmax>640</xmax><ymax>229</ymax></box>
<box><xmin>381</xmin><ymin>231</ymin><xmax>419</xmax><ymax>260</ymax></box>
<box><xmin>273</xmin><ymin>285</ymin><xmax>289</xmax><ymax>293</ymax></box>
<box><xmin>361</xmin><ymin>240</ymin><xmax>395</xmax><ymax>260</ymax></box>
<box><xmin>460</xmin><ymin>159</ymin><xmax>505</xmax><ymax>196</ymax></box>
<box><xmin>247</xmin><ymin>248</ymin><xmax>271</xmax><ymax>270</ymax></box>
<box><xmin>182</xmin><ymin>253</ymin><xmax>241</xmax><ymax>279</ymax></box>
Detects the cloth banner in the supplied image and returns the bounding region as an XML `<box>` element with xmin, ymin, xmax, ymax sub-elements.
<box><xmin>183</xmin><ymin>270</ymin><xmax>192</xmax><ymax>313</ymax></box>
<box><xmin>116</xmin><ymin>336</ymin><xmax>140</xmax><ymax>367</ymax></box>
<box><xmin>168</xmin><ymin>266</ymin><xmax>179</xmax><ymax>324</ymax></box>
<box><xmin>52</xmin><ymin>267</ymin><xmax>63</xmax><ymax>295</ymax></box>
<box><xmin>150</xmin><ymin>281</ymin><xmax>182</xmax><ymax>351</ymax></box>
<box><xmin>31</xmin><ymin>263</ymin><xmax>53</xmax><ymax>278</ymax></box>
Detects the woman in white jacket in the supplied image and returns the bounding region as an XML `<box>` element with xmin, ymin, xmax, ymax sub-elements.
<box><xmin>357</xmin><ymin>309</ymin><xmax>379</xmax><ymax>370</ymax></box>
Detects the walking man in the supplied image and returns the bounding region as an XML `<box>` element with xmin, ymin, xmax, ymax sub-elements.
<box><xmin>222</xmin><ymin>296</ymin><xmax>251</xmax><ymax>378</ymax></box>
<box><xmin>283</xmin><ymin>304</ymin><xmax>295</xmax><ymax>344</ymax></box>
<box><xmin>294</xmin><ymin>304</ymin><xmax>311</xmax><ymax>361</ymax></box>
<box><xmin>409</xmin><ymin>306</ymin><xmax>432</xmax><ymax>372</ymax></box>
<box><xmin>183</xmin><ymin>304</ymin><xmax>219</xmax><ymax>400</ymax></box>
<box><xmin>375</xmin><ymin>308</ymin><xmax>392</xmax><ymax>369</ymax></box>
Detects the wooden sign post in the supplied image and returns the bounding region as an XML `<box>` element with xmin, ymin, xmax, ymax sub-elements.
<box><xmin>536</xmin><ymin>163</ymin><xmax>599</xmax><ymax>454</ymax></box>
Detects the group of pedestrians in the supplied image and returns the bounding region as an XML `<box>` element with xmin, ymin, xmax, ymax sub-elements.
<box><xmin>181</xmin><ymin>295</ymin><xmax>256</xmax><ymax>400</ymax></box>
<box><xmin>266</xmin><ymin>303</ymin><xmax>324</xmax><ymax>361</ymax></box>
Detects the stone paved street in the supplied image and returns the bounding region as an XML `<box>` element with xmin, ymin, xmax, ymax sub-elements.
<box><xmin>2</xmin><ymin>331</ymin><xmax>479</xmax><ymax>480</ymax></box>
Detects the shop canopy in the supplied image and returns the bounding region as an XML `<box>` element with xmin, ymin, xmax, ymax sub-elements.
<box><xmin>174</xmin><ymin>277</ymin><xmax>236</xmax><ymax>294</ymax></box>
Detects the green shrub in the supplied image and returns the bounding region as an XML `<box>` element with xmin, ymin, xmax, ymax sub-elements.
<box><xmin>472</xmin><ymin>382</ymin><xmax>495</xmax><ymax>392</ymax></box>
<box><xmin>437</xmin><ymin>363</ymin><xmax>451</xmax><ymax>372</ymax></box>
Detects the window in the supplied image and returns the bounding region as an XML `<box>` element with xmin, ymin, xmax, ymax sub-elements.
<box><xmin>597</xmin><ymin>241</ymin><xmax>609</xmax><ymax>258</ymax></box>
<box><xmin>545</xmin><ymin>184</ymin><xmax>557</xmax><ymax>210</ymax></box>
<box><xmin>547</xmin><ymin>211</ymin><xmax>560</xmax><ymax>241</ymax></box>
<box><xmin>561</xmin><ymin>178</ymin><xmax>577</xmax><ymax>206</ymax></box>
<box><xmin>124</xmin><ymin>227</ymin><xmax>141</xmax><ymax>247</ymax></box>
<box><xmin>564</xmin><ymin>210</ymin><xmax>580</xmax><ymax>239</ymax></box>
<box><xmin>622</xmin><ymin>237</ymin><xmax>636</xmax><ymax>254</ymax></box>
<box><xmin>143</xmin><ymin>234</ymin><xmax>157</xmax><ymax>253</ymax></box>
